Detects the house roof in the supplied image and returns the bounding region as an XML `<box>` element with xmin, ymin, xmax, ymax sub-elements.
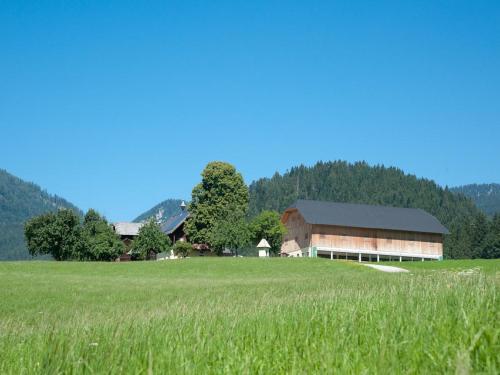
<box><xmin>113</xmin><ymin>222</ymin><xmax>143</xmax><ymax>236</ymax></box>
<box><xmin>161</xmin><ymin>210</ymin><xmax>190</xmax><ymax>235</ymax></box>
<box><xmin>284</xmin><ymin>199</ymin><xmax>449</xmax><ymax>234</ymax></box>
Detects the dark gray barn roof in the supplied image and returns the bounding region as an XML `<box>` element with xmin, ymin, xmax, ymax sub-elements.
<box><xmin>287</xmin><ymin>200</ymin><xmax>449</xmax><ymax>234</ymax></box>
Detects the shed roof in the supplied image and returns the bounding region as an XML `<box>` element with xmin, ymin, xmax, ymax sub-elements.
<box><xmin>257</xmin><ymin>239</ymin><xmax>271</xmax><ymax>248</ymax></box>
<box><xmin>161</xmin><ymin>210</ymin><xmax>190</xmax><ymax>235</ymax></box>
<box><xmin>113</xmin><ymin>222</ymin><xmax>143</xmax><ymax>236</ymax></box>
<box><xmin>284</xmin><ymin>199</ymin><xmax>449</xmax><ymax>234</ymax></box>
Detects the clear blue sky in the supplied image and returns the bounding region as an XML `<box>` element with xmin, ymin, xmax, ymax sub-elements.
<box><xmin>1</xmin><ymin>0</ymin><xmax>499</xmax><ymax>222</ymax></box>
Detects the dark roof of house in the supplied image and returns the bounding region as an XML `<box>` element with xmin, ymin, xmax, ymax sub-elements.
<box><xmin>286</xmin><ymin>199</ymin><xmax>449</xmax><ymax>234</ymax></box>
<box><xmin>161</xmin><ymin>210</ymin><xmax>190</xmax><ymax>235</ymax></box>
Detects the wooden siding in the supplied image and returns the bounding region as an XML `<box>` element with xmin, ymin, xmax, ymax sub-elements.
<box><xmin>281</xmin><ymin>210</ymin><xmax>312</xmax><ymax>253</ymax></box>
<box><xmin>311</xmin><ymin>224</ymin><xmax>443</xmax><ymax>256</ymax></box>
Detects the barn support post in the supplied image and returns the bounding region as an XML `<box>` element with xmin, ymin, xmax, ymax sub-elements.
<box><xmin>358</xmin><ymin>253</ymin><xmax>361</xmax><ymax>262</ymax></box>
<box><xmin>330</xmin><ymin>251</ymin><xmax>333</xmax><ymax>260</ymax></box>
<box><xmin>399</xmin><ymin>256</ymin><xmax>402</xmax><ymax>262</ymax></box>
<box><xmin>377</xmin><ymin>254</ymin><xmax>380</xmax><ymax>262</ymax></box>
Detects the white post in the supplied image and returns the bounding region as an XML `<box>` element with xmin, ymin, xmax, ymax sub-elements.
<box><xmin>399</xmin><ymin>256</ymin><xmax>402</xmax><ymax>262</ymax></box>
<box><xmin>377</xmin><ymin>254</ymin><xmax>380</xmax><ymax>262</ymax></box>
<box><xmin>358</xmin><ymin>253</ymin><xmax>362</xmax><ymax>262</ymax></box>
<box><xmin>330</xmin><ymin>251</ymin><xmax>333</xmax><ymax>260</ymax></box>
<box><xmin>422</xmin><ymin>257</ymin><xmax>424</xmax><ymax>262</ymax></box>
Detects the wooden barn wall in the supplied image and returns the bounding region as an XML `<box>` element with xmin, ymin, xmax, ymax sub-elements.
<box><xmin>311</xmin><ymin>225</ymin><xmax>443</xmax><ymax>256</ymax></box>
<box><xmin>281</xmin><ymin>211</ymin><xmax>312</xmax><ymax>253</ymax></box>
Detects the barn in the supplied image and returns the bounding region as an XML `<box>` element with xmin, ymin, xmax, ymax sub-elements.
<box><xmin>280</xmin><ymin>200</ymin><xmax>449</xmax><ymax>261</ymax></box>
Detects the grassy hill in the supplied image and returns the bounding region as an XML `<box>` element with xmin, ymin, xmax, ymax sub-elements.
<box><xmin>0</xmin><ymin>169</ymin><xmax>81</xmax><ymax>260</ymax></box>
<box><xmin>0</xmin><ymin>258</ymin><xmax>497</xmax><ymax>373</ymax></box>
<box><xmin>451</xmin><ymin>183</ymin><xmax>500</xmax><ymax>217</ymax></box>
<box><xmin>133</xmin><ymin>198</ymin><xmax>185</xmax><ymax>223</ymax></box>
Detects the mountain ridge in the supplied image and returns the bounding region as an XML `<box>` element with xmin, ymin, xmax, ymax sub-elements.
<box><xmin>450</xmin><ymin>183</ymin><xmax>500</xmax><ymax>216</ymax></box>
<box><xmin>133</xmin><ymin>198</ymin><xmax>185</xmax><ymax>223</ymax></box>
<box><xmin>0</xmin><ymin>169</ymin><xmax>81</xmax><ymax>260</ymax></box>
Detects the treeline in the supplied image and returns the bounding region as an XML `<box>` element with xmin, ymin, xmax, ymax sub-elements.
<box><xmin>24</xmin><ymin>209</ymin><xmax>172</xmax><ymax>261</ymax></box>
<box><xmin>248</xmin><ymin>160</ymin><xmax>500</xmax><ymax>259</ymax></box>
<box><xmin>23</xmin><ymin>162</ymin><xmax>286</xmax><ymax>260</ymax></box>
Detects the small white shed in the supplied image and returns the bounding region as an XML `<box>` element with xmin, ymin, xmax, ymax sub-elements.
<box><xmin>257</xmin><ymin>239</ymin><xmax>271</xmax><ymax>257</ymax></box>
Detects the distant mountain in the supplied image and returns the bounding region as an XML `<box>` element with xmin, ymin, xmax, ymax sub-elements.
<box><xmin>451</xmin><ymin>184</ymin><xmax>500</xmax><ymax>217</ymax></box>
<box><xmin>248</xmin><ymin>161</ymin><xmax>484</xmax><ymax>259</ymax></box>
<box><xmin>133</xmin><ymin>199</ymin><xmax>185</xmax><ymax>223</ymax></box>
<box><xmin>0</xmin><ymin>169</ymin><xmax>81</xmax><ymax>260</ymax></box>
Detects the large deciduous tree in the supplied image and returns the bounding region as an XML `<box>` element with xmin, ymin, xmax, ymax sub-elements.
<box><xmin>249</xmin><ymin>210</ymin><xmax>287</xmax><ymax>255</ymax></box>
<box><xmin>81</xmin><ymin>209</ymin><xmax>124</xmax><ymax>261</ymax></box>
<box><xmin>210</xmin><ymin>212</ymin><xmax>251</xmax><ymax>255</ymax></box>
<box><xmin>184</xmin><ymin>162</ymin><xmax>249</xmax><ymax>249</ymax></box>
<box><xmin>24</xmin><ymin>209</ymin><xmax>83</xmax><ymax>260</ymax></box>
<box><xmin>132</xmin><ymin>219</ymin><xmax>171</xmax><ymax>260</ymax></box>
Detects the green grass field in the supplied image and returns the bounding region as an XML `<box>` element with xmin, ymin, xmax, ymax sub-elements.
<box><xmin>0</xmin><ymin>259</ymin><xmax>498</xmax><ymax>374</ymax></box>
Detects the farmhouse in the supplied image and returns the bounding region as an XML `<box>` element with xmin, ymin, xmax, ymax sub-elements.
<box><xmin>112</xmin><ymin>222</ymin><xmax>143</xmax><ymax>261</ymax></box>
<box><xmin>281</xmin><ymin>200</ymin><xmax>449</xmax><ymax>261</ymax></box>
<box><xmin>160</xmin><ymin>201</ymin><xmax>210</xmax><ymax>255</ymax></box>
<box><xmin>113</xmin><ymin>222</ymin><xmax>143</xmax><ymax>244</ymax></box>
<box><xmin>160</xmin><ymin>201</ymin><xmax>189</xmax><ymax>244</ymax></box>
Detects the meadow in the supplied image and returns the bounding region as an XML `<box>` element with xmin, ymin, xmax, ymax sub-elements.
<box><xmin>0</xmin><ymin>258</ymin><xmax>498</xmax><ymax>374</ymax></box>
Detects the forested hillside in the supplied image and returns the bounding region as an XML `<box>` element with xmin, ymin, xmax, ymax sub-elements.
<box><xmin>248</xmin><ymin>161</ymin><xmax>495</xmax><ymax>259</ymax></box>
<box><xmin>451</xmin><ymin>184</ymin><xmax>500</xmax><ymax>217</ymax></box>
<box><xmin>133</xmin><ymin>199</ymin><xmax>184</xmax><ymax>223</ymax></box>
<box><xmin>0</xmin><ymin>169</ymin><xmax>81</xmax><ymax>260</ymax></box>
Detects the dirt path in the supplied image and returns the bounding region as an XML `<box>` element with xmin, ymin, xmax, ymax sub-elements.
<box><xmin>363</xmin><ymin>264</ymin><xmax>409</xmax><ymax>273</ymax></box>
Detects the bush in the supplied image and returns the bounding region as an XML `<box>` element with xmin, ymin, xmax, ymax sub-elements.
<box><xmin>173</xmin><ymin>241</ymin><xmax>193</xmax><ymax>258</ymax></box>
